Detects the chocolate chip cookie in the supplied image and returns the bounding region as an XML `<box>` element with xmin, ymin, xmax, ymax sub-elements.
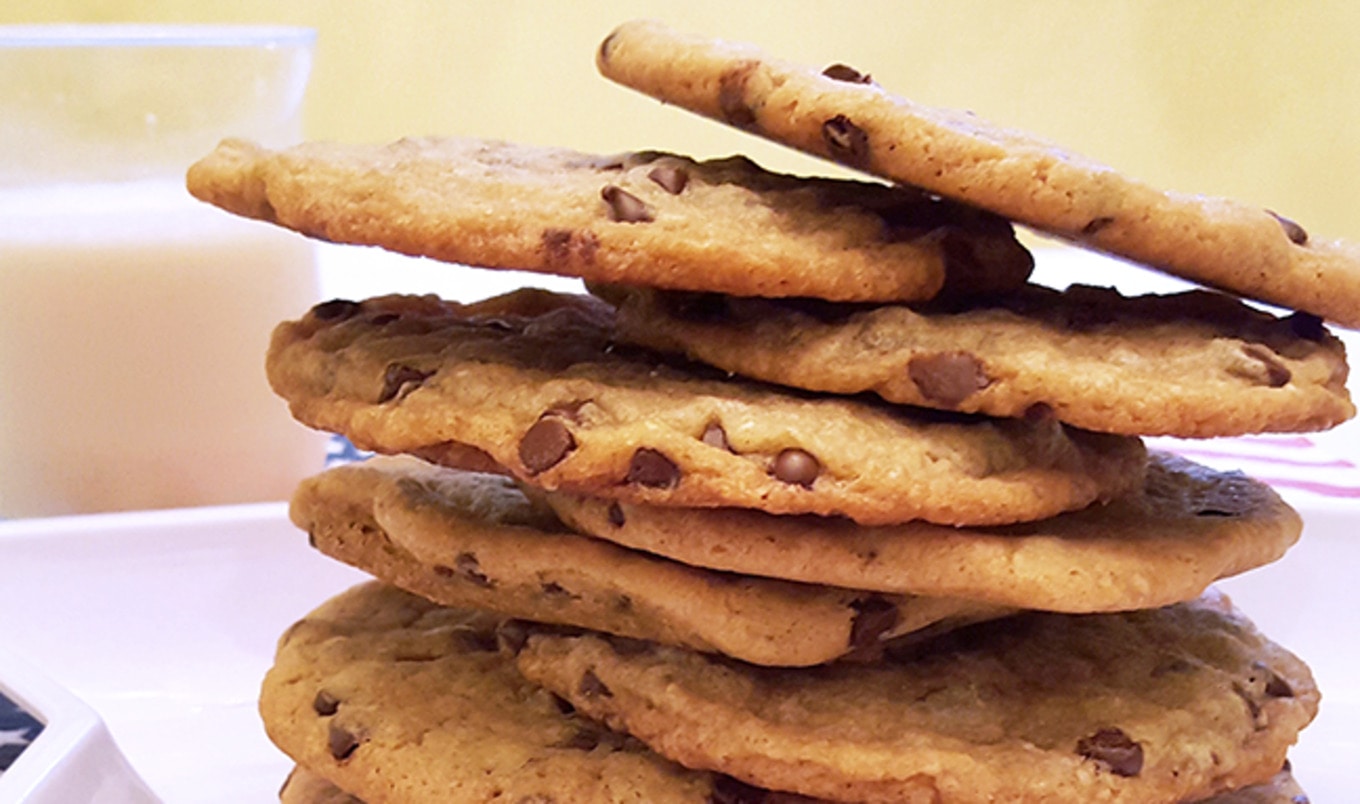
<box><xmin>596</xmin><ymin>19</ymin><xmax>1360</xmax><ymax>328</ymax></box>
<box><xmin>290</xmin><ymin>457</ymin><xmax>1006</xmax><ymax>667</ymax></box>
<box><xmin>593</xmin><ymin>282</ymin><xmax>1353</xmax><ymax>437</ymax></box>
<box><xmin>510</xmin><ymin>591</ymin><xmax>1318</xmax><ymax>804</ymax></box>
<box><xmin>187</xmin><ymin>136</ymin><xmax>1033</xmax><ymax>303</ymax></box>
<box><xmin>260</xmin><ymin>581</ymin><xmax>732</xmax><ymax>803</ymax></box>
<box><xmin>266</xmin><ymin>289</ymin><xmax>1146</xmax><ymax>526</ymax></box>
<box><xmin>278</xmin><ymin>761</ymin><xmax>1309</xmax><ymax>804</ymax></box>
<box><xmin>529</xmin><ymin>452</ymin><xmax>1301</xmax><ymax>613</ymax></box>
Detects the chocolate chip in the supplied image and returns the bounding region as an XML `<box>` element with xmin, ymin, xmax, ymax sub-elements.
<box><xmin>607</xmin><ymin>502</ymin><xmax>626</xmax><ymax>527</ymax></box>
<box><xmin>772</xmin><ymin>448</ymin><xmax>820</xmax><ymax>487</ymax></box>
<box><xmin>541</xmin><ymin>227</ymin><xmax>600</xmax><ymax>266</ymax></box>
<box><xmin>327</xmin><ymin>722</ymin><xmax>363</xmax><ymax>761</ymax></box>
<box><xmin>449</xmin><ymin>626</ymin><xmax>499</xmax><ymax>653</ymax></box>
<box><xmin>1267</xmin><ymin>210</ymin><xmax>1309</xmax><ymax>245</ymax></box>
<box><xmin>822</xmin><ymin>63</ymin><xmax>872</xmax><ymax>84</ymax></box>
<box><xmin>701</xmin><ymin>422</ymin><xmax>732</xmax><ymax>452</ymax></box>
<box><xmin>821</xmin><ymin>114</ymin><xmax>870</xmax><ymax>167</ymax></box>
<box><xmin>718</xmin><ymin>62</ymin><xmax>759</xmax><ymax>128</ymax></box>
<box><xmin>495</xmin><ymin>620</ymin><xmax>531</xmax><ymax>655</ymax></box>
<box><xmin>578</xmin><ymin>669</ymin><xmax>613</xmax><ymax>699</ymax></box>
<box><xmin>519</xmin><ymin>417</ymin><xmax>576</xmax><ymax>474</ymax></box>
<box><xmin>648</xmin><ymin>164</ymin><xmax>689</xmax><ymax>194</ymax></box>
<box><xmin>454</xmin><ymin>552</ymin><xmax>493</xmax><ymax>588</ymax></box>
<box><xmin>1080</xmin><ymin>216</ymin><xmax>1115</xmax><ymax>236</ymax></box>
<box><xmin>1286</xmin><ymin>311</ymin><xmax>1326</xmax><ymax>342</ymax></box>
<box><xmin>602</xmin><ymin>185</ymin><xmax>654</xmax><ymax>223</ymax></box>
<box><xmin>908</xmin><ymin>352</ymin><xmax>990</xmax><ymax>407</ymax></box>
<box><xmin>1255</xmin><ymin>662</ymin><xmax>1295</xmax><ymax>698</ymax></box>
<box><xmin>1195</xmin><ymin>509</ymin><xmax>1235</xmax><ymax>517</ymax></box>
<box><xmin>377</xmin><ymin>363</ymin><xmax>435</xmax><ymax>403</ymax></box>
<box><xmin>848</xmin><ymin>596</ymin><xmax>900</xmax><ymax>657</ymax></box>
<box><xmin>312</xmin><ymin>690</ymin><xmax>340</xmax><ymax>717</ymax></box>
<box><xmin>1076</xmin><ymin>728</ymin><xmax>1144</xmax><ymax>777</ymax></box>
<box><xmin>1233</xmin><ymin>344</ymin><xmax>1292</xmax><ymax>387</ymax></box>
<box><xmin>1022</xmin><ymin>402</ymin><xmax>1055</xmax><ymax>424</ymax></box>
<box><xmin>710</xmin><ymin>776</ymin><xmax>775</xmax><ymax>804</ymax></box>
<box><xmin>312</xmin><ymin>299</ymin><xmax>362</xmax><ymax>321</ymax></box>
<box><xmin>626</xmin><ymin>448</ymin><xmax>681</xmax><ymax>488</ymax></box>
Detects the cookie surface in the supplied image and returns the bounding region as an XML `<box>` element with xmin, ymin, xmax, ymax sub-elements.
<box><xmin>597</xmin><ymin>19</ymin><xmax>1360</xmax><ymax>328</ymax></box>
<box><xmin>511</xmin><ymin>591</ymin><xmax>1318</xmax><ymax>804</ymax></box>
<box><xmin>595</xmin><ymin>282</ymin><xmax>1354</xmax><ymax>437</ymax></box>
<box><xmin>290</xmin><ymin>457</ymin><xmax>1005</xmax><ymax>667</ymax></box>
<box><xmin>531</xmin><ymin>452</ymin><xmax>1301</xmax><ymax>613</ymax></box>
<box><xmin>187</xmin><ymin>136</ymin><xmax>1032</xmax><ymax>302</ymax></box>
<box><xmin>266</xmin><ymin>289</ymin><xmax>1146</xmax><ymax>526</ymax></box>
<box><xmin>261</xmin><ymin>581</ymin><xmax>727</xmax><ymax>803</ymax></box>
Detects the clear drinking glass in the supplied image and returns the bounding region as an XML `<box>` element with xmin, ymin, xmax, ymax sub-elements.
<box><xmin>0</xmin><ymin>25</ymin><xmax>329</xmax><ymax>517</ymax></box>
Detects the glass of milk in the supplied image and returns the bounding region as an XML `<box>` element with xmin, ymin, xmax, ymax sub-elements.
<box><xmin>0</xmin><ymin>26</ymin><xmax>330</xmax><ymax>517</ymax></box>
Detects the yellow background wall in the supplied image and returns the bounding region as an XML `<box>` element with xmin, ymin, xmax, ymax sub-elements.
<box><xmin>4</xmin><ymin>1</ymin><xmax>1358</xmax><ymax>243</ymax></box>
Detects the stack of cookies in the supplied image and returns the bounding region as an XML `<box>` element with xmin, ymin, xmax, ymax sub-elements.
<box><xmin>187</xmin><ymin>19</ymin><xmax>1355</xmax><ymax>803</ymax></box>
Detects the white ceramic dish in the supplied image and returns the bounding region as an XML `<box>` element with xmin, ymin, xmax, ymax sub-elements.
<box><xmin>0</xmin><ymin>643</ymin><xmax>156</xmax><ymax>803</ymax></box>
<box><xmin>0</xmin><ymin>492</ymin><xmax>1354</xmax><ymax>802</ymax></box>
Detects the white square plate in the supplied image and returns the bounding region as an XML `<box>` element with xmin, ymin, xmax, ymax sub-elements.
<box><xmin>0</xmin><ymin>493</ymin><xmax>1354</xmax><ymax>802</ymax></box>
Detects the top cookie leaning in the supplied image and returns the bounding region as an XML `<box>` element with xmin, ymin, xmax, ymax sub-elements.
<box><xmin>186</xmin><ymin>137</ymin><xmax>1031</xmax><ymax>302</ymax></box>
<box><xmin>597</xmin><ymin>19</ymin><xmax>1360</xmax><ymax>329</ymax></box>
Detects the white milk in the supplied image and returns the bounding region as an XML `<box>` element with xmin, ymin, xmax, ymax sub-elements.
<box><xmin>0</xmin><ymin>180</ymin><xmax>329</xmax><ymax>517</ymax></box>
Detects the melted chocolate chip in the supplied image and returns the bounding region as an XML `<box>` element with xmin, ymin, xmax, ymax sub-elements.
<box><xmin>1235</xmin><ymin>344</ymin><xmax>1292</xmax><ymax>388</ymax></box>
<box><xmin>519</xmin><ymin>417</ymin><xmax>577</xmax><ymax>474</ymax></box>
<box><xmin>821</xmin><ymin>115</ymin><xmax>870</xmax><ymax>167</ymax></box>
<box><xmin>578</xmin><ymin>669</ymin><xmax>613</xmax><ymax>699</ymax></box>
<box><xmin>822</xmin><ymin>63</ymin><xmax>872</xmax><ymax>84</ymax></box>
<box><xmin>607</xmin><ymin>502</ymin><xmax>626</xmax><ymax>527</ymax></box>
<box><xmin>1267</xmin><ymin>210</ymin><xmax>1309</xmax><ymax>245</ymax></box>
<box><xmin>772</xmin><ymin>448</ymin><xmax>820</xmax><ymax>487</ymax></box>
<box><xmin>626</xmin><ymin>448</ymin><xmax>681</xmax><ymax>488</ymax></box>
<box><xmin>1022</xmin><ymin>402</ymin><xmax>1056</xmax><ymax>424</ymax></box>
<box><xmin>1080</xmin><ymin>216</ymin><xmax>1115</xmax><ymax>236</ymax></box>
<box><xmin>312</xmin><ymin>299</ymin><xmax>362</xmax><ymax>321</ymax></box>
<box><xmin>1255</xmin><ymin>662</ymin><xmax>1295</xmax><ymax>698</ymax></box>
<box><xmin>648</xmin><ymin>164</ymin><xmax>689</xmax><ymax>194</ymax></box>
<box><xmin>496</xmin><ymin>620</ymin><xmax>531</xmax><ymax>656</ymax></box>
<box><xmin>1076</xmin><ymin>728</ymin><xmax>1144</xmax><ymax>777</ymax></box>
<box><xmin>449</xmin><ymin>626</ymin><xmax>499</xmax><ymax>654</ymax></box>
<box><xmin>312</xmin><ymin>690</ymin><xmax>340</xmax><ymax>717</ymax></box>
<box><xmin>718</xmin><ymin>62</ymin><xmax>760</xmax><ymax>128</ymax></box>
<box><xmin>710</xmin><ymin>776</ymin><xmax>774</xmax><ymax>804</ymax></box>
<box><xmin>327</xmin><ymin>722</ymin><xmax>363</xmax><ymax>761</ymax></box>
<box><xmin>701</xmin><ymin>422</ymin><xmax>732</xmax><ymax>452</ymax></box>
<box><xmin>848</xmin><ymin>596</ymin><xmax>900</xmax><ymax>657</ymax></box>
<box><xmin>1195</xmin><ymin>508</ymin><xmax>1235</xmax><ymax>517</ymax></box>
<box><xmin>1286</xmin><ymin>311</ymin><xmax>1326</xmax><ymax>342</ymax></box>
<box><xmin>377</xmin><ymin>364</ymin><xmax>435</xmax><ymax>403</ymax></box>
<box><xmin>908</xmin><ymin>352</ymin><xmax>990</xmax><ymax>407</ymax></box>
<box><xmin>540</xmin><ymin>581</ymin><xmax>576</xmax><ymax>599</ymax></box>
<box><xmin>541</xmin><ymin>227</ymin><xmax>601</xmax><ymax>266</ymax></box>
<box><xmin>454</xmin><ymin>552</ymin><xmax>493</xmax><ymax>588</ymax></box>
<box><xmin>602</xmin><ymin>185</ymin><xmax>654</xmax><ymax>223</ymax></box>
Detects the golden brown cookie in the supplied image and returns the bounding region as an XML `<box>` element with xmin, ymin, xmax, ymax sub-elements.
<box><xmin>529</xmin><ymin>451</ymin><xmax>1301</xmax><ymax>613</ymax></box>
<box><xmin>511</xmin><ymin>591</ymin><xmax>1318</xmax><ymax>804</ymax></box>
<box><xmin>594</xmin><ymin>282</ymin><xmax>1354</xmax><ymax>437</ymax></box>
<box><xmin>260</xmin><ymin>581</ymin><xmax>728</xmax><ymax>803</ymax></box>
<box><xmin>596</xmin><ymin>19</ymin><xmax>1360</xmax><ymax>328</ymax></box>
<box><xmin>290</xmin><ymin>457</ymin><xmax>1006</xmax><ymax>667</ymax></box>
<box><xmin>266</xmin><ymin>289</ymin><xmax>1146</xmax><ymax>526</ymax></box>
<box><xmin>277</xmin><ymin>761</ymin><xmax>1308</xmax><ymax>803</ymax></box>
<box><xmin>187</xmin><ymin>136</ymin><xmax>1033</xmax><ymax>302</ymax></box>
